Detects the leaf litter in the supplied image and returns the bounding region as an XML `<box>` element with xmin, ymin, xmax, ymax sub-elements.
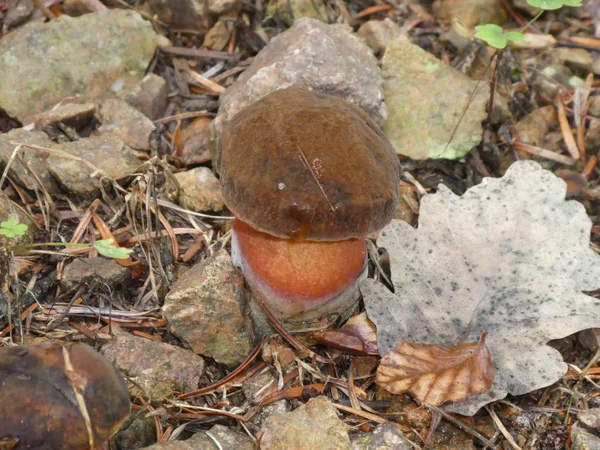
<box><xmin>362</xmin><ymin>161</ymin><xmax>600</xmax><ymax>415</ymax></box>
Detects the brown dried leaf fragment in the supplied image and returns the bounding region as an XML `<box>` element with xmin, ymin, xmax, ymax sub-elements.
<box><xmin>377</xmin><ymin>331</ymin><xmax>494</xmax><ymax>406</ymax></box>
<box><xmin>312</xmin><ymin>312</ymin><xmax>379</xmax><ymax>356</ymax></box>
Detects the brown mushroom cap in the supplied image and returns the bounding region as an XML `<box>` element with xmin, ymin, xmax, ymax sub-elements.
<box><xmin>217</xmin><ymin>87</ymin><xmax>401</xmax><ymax>241</ymax></box>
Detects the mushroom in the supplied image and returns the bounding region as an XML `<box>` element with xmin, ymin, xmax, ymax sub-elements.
<box><xmin>0</xmin><ymin>342</ymin><xmax>130</xmax><ymax>450</ymax></box>
<box><xmin>217</xmin><ymin>87</ymin><xmax>400</xmax><ymax>326</ymax></box>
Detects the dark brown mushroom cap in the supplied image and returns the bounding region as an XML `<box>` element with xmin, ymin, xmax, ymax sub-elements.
<box><xmin>217</xmin><ymin>87</ymin><xmax>401</xmax><ymax>241</ymax></box>
<box><xmin>0</xmin><ymin>343</ymin><xmax>130</xmax><ymax>450</ymax></box>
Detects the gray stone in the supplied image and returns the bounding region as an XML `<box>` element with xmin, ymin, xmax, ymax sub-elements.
<box><xmin>33</xmin><ymin>102</ymin><xmax>96</xmax><ymax>130</ymax></box>
<box><xmin>168</xmin><ymin>167</ymin><xmax>224</xmax><ymax>213</ymax></box>
<box><xmin>114</xmin><ymin>416</ymin><xmax>156</xmax><ymax>450</ymax></box>
<box><xmin>0</xmin><ymin>128</ymin><xmax>59</xmax><ymax>193</ymax></box>
<box><xmin>178</xmin><ymin>117</ymin><xmax>212</xmax><ymax>166</ymax></box>
<box><xmin>511</xmin><ymin>105</ymin><xmax>557</xmax><ymax>147</ymax></box>
<box><xmin>551</xmin><ymin>47</ymin><xmax>594</xmax><ymax>73</ymax></box>
<box><xmin>147</xmin><ymin>0</ymin><xmax>212</xmax><ymax>35</ymax></box>
<box><xmin>266</xmin><ymin>0</ymin><xmax>328</xmax><ymax>27</ymax></box>
<box><xmin>208</xmin><ymin>0</ymin><xmax>241</xmax><ymax>15</ymax></box>
<box><xmin>242</xmin><ymin>368</ymin><xmax>277</xmax><ymax>403</ymax></box>
<box><xmin>61</xmin><ymin>257</ymin><xmax>130</xmax><ymax>293</ymax></box>
<box><xmin>101</xmin><ymin>331</ymin><xmax>205</xmax><ymax>399</ymax></box>
<box><xmin>0</xmin><ymin>10</ymin><xmax>157</xmax><ymax>123</ymax></box>
<box><xmin>350</xmin><ymin>423</ymin><xmax>411</xmax><ymax>450</ymax></box>
<box><xmin>138</xmin><ymin>425</ymin><xmax>254</xmax><ymax>450</ymax></box>
<box><xmin>0</xmin><ymin>191</ymin><xmax>35</xmax><ymax>249</ymax></box>
<box><xmin>47</xmin><ymin>134</ymin><xmax>140</xmax><ymax>198</ymax></box>
<box><xmin>162</xmin><ymin>250</ymin><xmax>255</xmax><ymax>366</ymax></box>
<box><xmin>437</xmin><ymin>0</ymin><xmax>507</xmax><ymax>28</ymax></box>
<box><xmin>251</xmin><ymin>400</ymin><xmax>289</xmax><ymax>427</ymax></box>
<box><xmin>578</xmin><ymin>409</ymin><xmax>600</xmax><ymax>429</ymax></box>
<box><xmin>513</xmin><ymin>0</ymin><xmax>538</xmax><ymax>15</ymax></box>
<box><xmin>260</xmin><ymin>396</ymin><xmax>351</xmax><ymax>450</ymax></box>
<box><xmin>99</xmin><ymin>99</ymin><xmax>156</xmax><ymax>151</ymax></box>
<box><xmin>3</xmin><ymin>0</ymin><xmax>35</xmax><ymax>32</ymax></box>
<box><xmin>382</xmin><ymin>35</ymin><xmax>488</xmax><ymax>160</ymax></box>
<box><xmin>120</xmin><ymin>74</ymin><xmax>168</xmax><ymax>121</ymax></box>
<box><xmin>214</xmin><ymin>18</ymin><xmax>385</xmax><ymax>134</ymax></box>
<box><xmin>357</xmin><ymin>19</ymin><xmax>403</xmax><ymax>55</ymax></box>
<box><xmin>571</xmin><ymin>423</ymin><xmax>600</xmax><ymax>450</ymax></box>
<box><xmin>204</xmin><ymin>19</ymin><xmax>231</xmax><ymax>52</ymax></box>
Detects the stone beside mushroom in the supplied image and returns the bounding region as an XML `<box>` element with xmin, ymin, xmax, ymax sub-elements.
<box><xmin>217</xmin><ymin>87</ymin><xmax>401</xmax><ymax>327</ymax></box>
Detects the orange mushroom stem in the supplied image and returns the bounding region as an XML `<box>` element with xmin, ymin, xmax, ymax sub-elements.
<box><xmin>231</xmin><ymin>219</ymin><xmax>367</xmax><ymax>320</ymax></box>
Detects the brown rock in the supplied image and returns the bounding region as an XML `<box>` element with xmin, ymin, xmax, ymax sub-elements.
<box><xmin>208</xmin><ymin>0</ymin><xmax>241</xmax><ymax>15</ymax></box>
<box><xmin>357</xmin><ymin>19</ymin><xmax>403</xmax><ymax>55</ymax></box>
<box><xmin>101</xmin><ymin>331</ymin><xmax>205</xmax><ymax>399</ymax></box>
<box><xmin>147</xmin><ymin>0</ymin><xmax>212</xmax><ymax>35</ymax></box>
<box><xmin>162</xmin><ymin>250</ymin><xmax>255</xmax><ymax>366</ymax></box>
<box><xmin>178</xmin><ymin>117</ymin><xmax>213</xmax><ymax>165</ymax></box>
<box><xmin>33</xmin><ymin>102</ymin><xmax>96</xmax><ymax>129</ymax></box>
<box><xmin>551</xmin><ymin>47</ymin><xmax>594</xmax><ymax>73</ymax></box>
<box><xmin>99</xmin><ymin>99</ymin><xmax>156</xmax><ymax>151</ymax></box>
<box><xmin>260</xmin><ymin>396</ymin><xmax>351</xmax><ymax>450</ymax></box>
<box><xmin>0</xmin><ymin>128</ymin><xmax>59</xmax><ymax>193</ymax></box>
<box><xmin>47</xmin><ymin>134</ymin><xmax>140</xmax><ymax>198</ymax></box>
<box><xmin>120</xmin><ymin>74</ymin><xmax>168</xmax><ymax>121</ymax></box>
<box><xmin>138</xmin><ymin>425</ymin><xmax>254</xmax><ymax>450</ymax></box>
<box><xmin>61</xmin><ymin>257</ymin><xmax>130</xmax><ymax>293</ymax></box>
<box><xmin>169</xmin><ymin>167</ymin><xmax>224</xmax><ymax>212</ymax></box>
<box><xmin>62</xmin><ymin>0</ymin><xmax>94</xmax><ymax>16</ymax></box>
<box><xmin>511</xmin><ymin>105</ymin><xmax>557</xmax><ymax>147</ymax></box>
<box><xmin>204</xmin><ymin>19</ymin><xmax>231</xmax><ymax>51</ymax></box>
<box><xmin>437</xmin><ymin>0</ymin><xmax>507</xmax><ymax>28</ymax></box>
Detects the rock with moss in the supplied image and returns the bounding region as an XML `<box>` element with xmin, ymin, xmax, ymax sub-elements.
<box><xmin>382</xmin><ymin>35</ymin><xmax>488</xmax><ymax>160</ymax></box>
<box><xmin>0</xmin><ymin>10</ymin><xmax>157</xmax><ymax>124</ymax></box>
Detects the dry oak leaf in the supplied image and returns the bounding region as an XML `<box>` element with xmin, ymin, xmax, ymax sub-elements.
<box><xmin>378</xmin><ymin>331</ymin><xmax>494</xmax><ymax>406</ymax></box>
<box><xmin>361</xmin><ymin>161</ymin><xmax>600</xmax><ymax>415</ymax></box>
<box><xmin>311</xmin><ymin>312</ymin><xmax>379</xmax><ymax>356</ymax></box>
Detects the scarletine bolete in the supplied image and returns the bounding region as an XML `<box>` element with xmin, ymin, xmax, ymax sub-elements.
<box><xmin>217</xmin><ymin>87</ymin><xmax>400</xmax><ymax>326</ymax></box>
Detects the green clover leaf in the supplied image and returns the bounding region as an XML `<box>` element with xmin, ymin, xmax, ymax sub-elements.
<box><xmin>527</xmin><ymin>0</ymin><xmax>582</xmax><ymax>10</ymax></box>
<box><xmin>475</xmin><ymin>25</ymin><xmax>524</xmax><ymax>49</ymax></box>
<box><xmin>94</xmin><ymin>238</ymin><xmax>133</xmax><ymax>259</ymax></box>
<box><xmin>0</xmin><ymin>218</ymin><xmax>28</xmax><ymax>238</ymax></box>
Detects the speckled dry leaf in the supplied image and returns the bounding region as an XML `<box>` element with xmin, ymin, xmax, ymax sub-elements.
<box><xmin>378</xmin><ymin>331</ymin><xmax>494</xmax><ymax>406</ymax></box>
<box><xmin>311</xmin><ymin>312</ymin><xmax>379</xmax><ymax>356</ymax></box>
<box><xmin>361</xmin><ymin>161</ymin><xmax>600</xmax><ymax>415</ymax></box>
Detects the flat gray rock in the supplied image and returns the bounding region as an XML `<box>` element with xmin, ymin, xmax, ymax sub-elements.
<box><xmin>0</xmin><ymin>128</ymin><xmax>58</xmax><ymax>194</ymax></box>
<box><xmin>47</xmin><ymin>134</ymin><xmax>139</xmax><ymax>198</ymax></box>
<box><xmin>382</xmin><ymin>35</ymin><xmax>488</xmax><ymax>160</ymax></box>
<box><xmin>215</xmin><ymin>18</ymin><xmax>385</xmax><ymax>133</ymax></box>
<box><xmin>101</xmin><ymin>331</ymin><xmax>205</xmax><ymax>400</ymax></box>
<box><xmin>0</xmin><ymin>10</ymin><xmax>157</xmax><ymax>123</ymax></box>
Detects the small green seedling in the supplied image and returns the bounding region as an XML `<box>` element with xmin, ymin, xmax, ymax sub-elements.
<box><xmin>0</xmin><ymin>219</ymin><xmax>133</xmax><ymax>259</ymax></box>
<box><xmin>474</xmin><ymin>24</ymin><xmax>524</xmax><ymax>50</ymax></box>
<box><xmin>470</xmin><ymin>0</ymin><xmax>582</xmax><ymax>49</ymax></box>
<box><xmin>0</xmin><ymin>218</ymin><xmax>29</xmax><ymax>238</ymax></box>
<box><xmin>528</xmin><ymin>0</ymin><xmax>582</xmax><ymax>10</ymax></box>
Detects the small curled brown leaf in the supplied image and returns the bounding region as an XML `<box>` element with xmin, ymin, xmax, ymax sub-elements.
<box><xmin>377</xmin><ymin>331</ymin><xmax>494</xmax><ymax>406</ymax></box>
<box><xmin>311</xmin><ymin>312</ymin><xmax>379</xmax><ymax>356</ymax></box>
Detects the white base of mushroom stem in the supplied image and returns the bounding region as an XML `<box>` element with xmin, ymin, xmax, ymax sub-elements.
<box><xmin>231</xmin><ymin>229</ymin><xmax>367</xmax><ymax>327</ymax></box>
